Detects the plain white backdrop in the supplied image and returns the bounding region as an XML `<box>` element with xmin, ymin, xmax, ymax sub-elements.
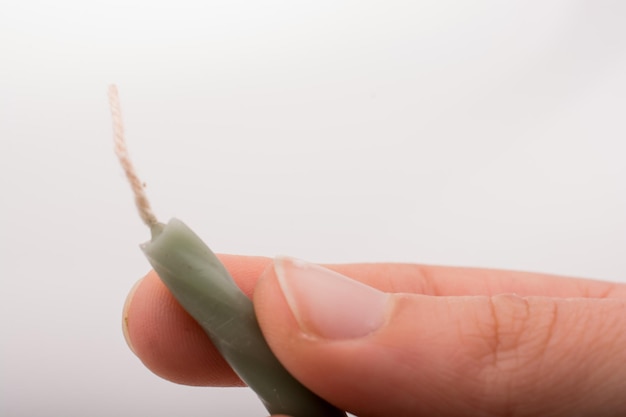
<box><xmin>1</xmin><ymin>1</ymin><xmax>625</xmax><ymax>416</ymax></box>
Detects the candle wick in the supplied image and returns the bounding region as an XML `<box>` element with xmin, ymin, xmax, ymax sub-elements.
<box><xmin>108</xmin><ymin>84</ymin><xmax>159</xmax><ymax>228</ymax></box>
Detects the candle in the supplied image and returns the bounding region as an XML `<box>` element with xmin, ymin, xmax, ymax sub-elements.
<box><xmin>109</xmin><ymin>86</ymin><xmax>346</xmax><ymax>417</ymax></box>
<box><xmin>143</xmin><ymin>219</ymin><xmax>346</xmax><ymax>417</ymax></box>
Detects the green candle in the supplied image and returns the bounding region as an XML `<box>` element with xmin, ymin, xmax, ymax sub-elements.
<box><xmin>143</xmin><ymin>219</ymin><xmax>346</xmax><ymax>417</ymax></box>
<box><xmin>109</xmin><ymin>85</ymin><xmax>346</xmax><ymax>417</ymax></box>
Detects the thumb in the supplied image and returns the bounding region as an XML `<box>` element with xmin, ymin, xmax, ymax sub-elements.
<box><xmin>253</xmin><ymin>257</ymin><xmax>626</xmax><ymax>417</ymax></box>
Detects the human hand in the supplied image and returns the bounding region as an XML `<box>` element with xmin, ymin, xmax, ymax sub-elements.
<box><xmin>123</xmin><ymin>255</ymin><xmax>626</xmax><ymax>416</ymax></box>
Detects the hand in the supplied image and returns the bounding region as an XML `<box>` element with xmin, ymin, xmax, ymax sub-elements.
<box><xmin>123</xmin><ymin>255</ymin><xmax>626</xmax><ymax>416</ymax></box>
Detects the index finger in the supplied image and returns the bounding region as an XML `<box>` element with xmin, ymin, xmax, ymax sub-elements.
<box><xmin>122</xmin><ymin>254</ymin><xmax>625</xmax><ymax>387</ymax></box>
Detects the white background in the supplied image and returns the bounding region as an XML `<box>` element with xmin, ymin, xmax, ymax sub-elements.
<box><xmin>1</xmin><ymin>1</ymin><xmax>625</xmax><ymax>416</ymax></box>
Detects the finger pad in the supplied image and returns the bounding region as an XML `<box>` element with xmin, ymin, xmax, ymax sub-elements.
<box><xmin>126</xmin><ymin>271</ymin><xmax>243</xmax><ymax>386</ymax></box>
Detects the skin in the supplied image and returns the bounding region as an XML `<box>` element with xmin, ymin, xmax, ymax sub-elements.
<box><xmin>123</xmin><ymin>254</ymin><xmax>626</xmax><ymax>417</ymax></box>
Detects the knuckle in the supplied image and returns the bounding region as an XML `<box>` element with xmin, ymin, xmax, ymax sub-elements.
<box><xmin>485</xmin><ymin>294</ymin><xmax>558</xmax><ymax>373</ymax></box>
<box><xmin>456</xmin><ymin>295</ymin><xmax>560</xmax><ymax>413</ymax></box>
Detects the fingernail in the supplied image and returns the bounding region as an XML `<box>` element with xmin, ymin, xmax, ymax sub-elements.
<box><xmin>122</xmin><ymin>278</ymin><xmax>144</xmax><ymax>354</ymax></box>
<box><xmin>274</xmin><ymin>257</ymin><xmax>390</xmax><ymax>339</ymax></box>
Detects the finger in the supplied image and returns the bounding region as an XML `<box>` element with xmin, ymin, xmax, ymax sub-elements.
<box><xmin>327</xmin><ymin>262</ymin><xmax>626</xmax><ymax>298</ymax></box>
<box><xmin>122</xmin><ymin>255</ymin><xmax>271</xmax><ymax>386</ymax></box>
<box><xmin>123</xmin><ymin>254</ymin><xmax>626</xmax><ymax>387</ymax></box>
<box><xmin>254</xmin><ymin>257</ymin><xmax>626</xmax><ymax>417</ymax></box>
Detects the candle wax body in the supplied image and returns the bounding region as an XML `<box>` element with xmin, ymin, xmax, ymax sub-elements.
<box><xmin>141</xmin><ymin>218</ymin><xmax>346</xmax><ymax>417</ymax></box>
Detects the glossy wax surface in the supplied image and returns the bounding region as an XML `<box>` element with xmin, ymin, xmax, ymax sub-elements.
<box><xmin>141</xmin><ymin>218</ymin><xmax>346</xmax><ymax>417</ymax></box>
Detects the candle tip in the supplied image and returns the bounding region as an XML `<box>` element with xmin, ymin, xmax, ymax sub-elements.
<box><xmin>150</xmin><ymin>222</ymin><xmax>166</xmax><ymax>240</ymax></box>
